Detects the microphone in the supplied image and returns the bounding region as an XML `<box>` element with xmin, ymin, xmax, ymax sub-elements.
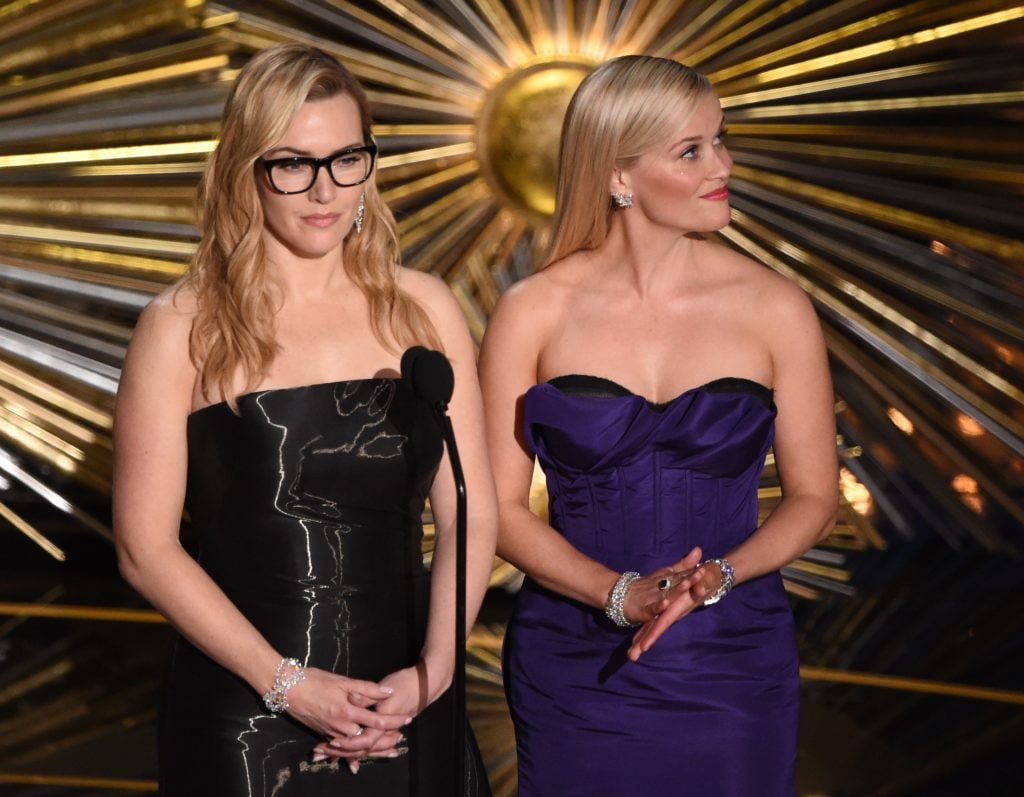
<box><xmin>401</xmin><ymin>346</ymin><xmax>467</xmax><ymax>788</ymax></box>
<box><xmin>401</xmin><ymin>345</ymin><xmax>454</xmax><ymax>410</ymax></box>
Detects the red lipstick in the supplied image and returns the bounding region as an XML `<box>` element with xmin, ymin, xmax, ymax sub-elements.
<box><xmin>700</xmin><ymin>186</ymin><xmax>729</xmax><ymax>201</ymax></box>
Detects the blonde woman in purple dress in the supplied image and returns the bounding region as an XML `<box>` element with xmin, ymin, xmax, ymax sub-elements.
<box><xmin>481</xmin><ymin>55</ymin><xmax>838</xmax><ymax>795</ymax></box>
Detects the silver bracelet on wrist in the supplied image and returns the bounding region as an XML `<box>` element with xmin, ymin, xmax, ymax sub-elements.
<box><xmin>605</xmin><ymin>571</ymin><xmax>642</xmax><ymax>627</ymax></box>
<box><xmin>700</xmin><ymin>558</ymin><xmax>734</xmax><ymax>606</ymax></box>
<box><xmin>262</xmin><ymin>657</ymin><xmax>306</xmax><ymax>713</ymax></box>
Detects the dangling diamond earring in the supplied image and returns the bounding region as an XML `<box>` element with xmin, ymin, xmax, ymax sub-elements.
<box><xmin>611</xmin><ymin>192</ymin><xmax>633</xmax><ymax>209</ymax></box>
<box><xmin>354</xmin><ymin>192</ymin><xmax>366</xmax><ymax>233</ymax></box>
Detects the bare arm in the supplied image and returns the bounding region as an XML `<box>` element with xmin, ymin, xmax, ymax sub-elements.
<box><xmin>114</xmin><ymin>292</ymin><xmax>404</xmax><ymax>747</ymax></box>
<box><xmin>371</xmin><ymin>275</ymin><xmax>499</xmax><ymax>717</ymax></box>
<box><xmin>479</xmin><ymin>281</ymin><xmax>688</xmax><ymax>621</ymax></box>
<box><xmin>723</xmin><ymin>283</ymin><xmax>839</xmax><ymax>580</ymax></box>
<box><xmin>480</xmin><ymin>282</ymin><xmax>617</xmax><ymax>608</ymax></box>
<box><xmin>630</xmin><ymin>281</ymin><xmax>838</xmax><ymax>658</ymax></box>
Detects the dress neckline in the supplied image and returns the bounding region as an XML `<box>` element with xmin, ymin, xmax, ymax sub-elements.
<box><xmin>188</xmin><ymin>376</ymin><xmax>400</xmax><ymax>419</ymax></box>
<box><xmin>542</xmin><ymin>374</ymin><xmax>773</xmax><ymax>411</ymax></box>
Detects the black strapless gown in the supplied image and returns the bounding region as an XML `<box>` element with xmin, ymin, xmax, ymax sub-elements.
<box><xmin>160</xmin><ymin>378</ymin><xmax>489</xmax><ymax>796</ymax></box>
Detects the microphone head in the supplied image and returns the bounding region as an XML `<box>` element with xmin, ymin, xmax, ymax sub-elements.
<box><xmin>401</xmin><ymin>345</ymin><xmax>429</xmax><ymax>389</ymax></box>
<box><xmin>401</xmin><ymin>346</ymin><xmax>454</xmax><ymax>406</ymax></box>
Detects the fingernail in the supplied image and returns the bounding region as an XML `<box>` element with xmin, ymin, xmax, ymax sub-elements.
<box><xmin>349</xmin><ymin>761</ymin><xmax>360</xmax><ymax>775</ymax></box>
<box><xmin>404</xmin><ymin>717</ymin><xmax>413</xmax><ymax>725</ymax></box>
<box><xmin>388</xmin><ymin>751</ymin><xmax>400</xmax><ymax>758</ymax></box>
<box><xmin>381</xmin><ymin>686</ymin><xmax>395</xmax><ymax>694</ymax></box>
<box><xmin>312</xmin><ymin>752</ymin><xmax>327</xmax><ymax>763</ymax></box>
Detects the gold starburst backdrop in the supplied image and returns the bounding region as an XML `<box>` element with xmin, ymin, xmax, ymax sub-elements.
<box><xmin>1</xmin><ymin>1</ymin><xmax>1022</xmax><ymax>794</ymax></box>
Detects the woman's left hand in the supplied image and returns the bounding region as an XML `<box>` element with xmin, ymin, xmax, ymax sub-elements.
<box><xmin>311</xmin><ymin>725</ymin><xmax>404</xmax><ymax>772</ymax></box>
<box><xmin>311</xmin><ymin>663</ymin><xmax>434</xmax><ymax>772</ymax></box>
<box><xmin>627</xmin><ymin>562</ymin><xmax>724</xmax><ymax>661</ymax></box>
<box><xmin>374</xmin><ymin>663</ymin><xmax>433</xmax><ymax>718</ymax></box>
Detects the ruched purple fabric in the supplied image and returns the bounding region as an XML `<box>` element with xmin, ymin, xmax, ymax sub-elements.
<box><xmin>504</xmin><ymin>376</ymin><xmax>798</xmax><ymax>796</ymax></box>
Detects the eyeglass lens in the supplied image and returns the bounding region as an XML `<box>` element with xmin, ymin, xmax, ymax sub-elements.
<box><xmin>269</xmin><ymin>150</ymin><xmax>372</xmax><ymax>192</ymax></box>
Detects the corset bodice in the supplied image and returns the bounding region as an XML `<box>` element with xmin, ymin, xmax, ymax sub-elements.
<box><xmin>522</xmin><ymin>375</ymin><xmax>775</xmax><ymax>572</ymax></box>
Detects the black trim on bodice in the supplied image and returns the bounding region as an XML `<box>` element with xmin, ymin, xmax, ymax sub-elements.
<box><xmin>546</xmin><ymin>374</ymin><xmax>775</xmax><ymax>413</ymax></box>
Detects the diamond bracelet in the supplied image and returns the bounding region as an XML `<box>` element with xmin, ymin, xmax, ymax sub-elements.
<box><xmin>700</xmin><ymin>558</ymin><xmax>735</xmax><ymax>606</ymax></box>
<box><xmin>262</xmin><ymin>657</ymin><xmax>306</xmax><ymax>713</ymax></box>
<box><xmin>605</xmin><ymin>571</ymin><xmax>642</xmax><ymax>627</ymax></box>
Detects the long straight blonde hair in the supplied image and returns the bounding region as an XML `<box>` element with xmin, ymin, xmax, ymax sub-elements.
<box><xmin>544</xmin><ymin>55</ymin><xmax>712</xmax><ymax>267</ymax></box>
<box><xmin>185</xmin><ymin>44</ymin><xmax>441</xmax><ymax>409</ymax></box>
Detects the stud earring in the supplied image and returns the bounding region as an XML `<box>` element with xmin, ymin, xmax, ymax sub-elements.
<box><xmin>611</xmin><ymin>192</ymin><xmax>633</xmax><ymax>209</ymax></box>
<box><xmin>354</xmin><ymin>192</ymin><xmax>366</xmax><ymax>233</ymax></box>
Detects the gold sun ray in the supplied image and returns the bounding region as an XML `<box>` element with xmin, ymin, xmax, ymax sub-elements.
<box><xmin>370</xmin><ymin>0</ymin><xmax>512</xmax><ymax>74</ymax></box>
<box><xmin>673</xmin><ymin>0</ymin><xmax>812</xmax><ymax>64</ymax></box>
<box><xmin>704</xmin><ymin>1</ymin><xmax>1019</xmax><ymax>84</ymax></box>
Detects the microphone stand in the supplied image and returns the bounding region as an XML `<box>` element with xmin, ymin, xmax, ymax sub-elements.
<box><xmin>402</xmin><ymin>346</ymin><xmax>468</xmax><ymax>792</ymax></box>
<box><xmin>434</xmin><ymin>400</ymin><xmax>468</xmax><ymax>794</ymax></box>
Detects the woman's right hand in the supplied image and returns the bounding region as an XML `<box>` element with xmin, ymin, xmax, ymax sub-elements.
<box><xmin>621</xmin><ymin>546</ymin><xmax>704</xmax><ymax>625</ymax></box>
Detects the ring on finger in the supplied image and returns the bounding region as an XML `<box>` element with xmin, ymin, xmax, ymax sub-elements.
<box><xmin>657</xmin><ymin>575</ymin><xmax>674</xmax><ymax>591</ymax></box>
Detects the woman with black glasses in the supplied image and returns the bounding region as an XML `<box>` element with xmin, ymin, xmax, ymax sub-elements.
<box><xmin>113</xmin><ymin>44</ymin><xmax>496</xmax><ymax>796</ymax></box>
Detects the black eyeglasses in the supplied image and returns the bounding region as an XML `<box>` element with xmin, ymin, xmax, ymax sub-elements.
<box><xmin>259</xmin><ymin>143</ymin><xmax>378</xmax><ymax>194</ymax></box>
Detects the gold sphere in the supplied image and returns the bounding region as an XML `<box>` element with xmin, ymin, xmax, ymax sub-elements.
<box><xmin>477</xmin><ymin>58</ymin><xmax>596</xmax><ymax>224</ymax></box>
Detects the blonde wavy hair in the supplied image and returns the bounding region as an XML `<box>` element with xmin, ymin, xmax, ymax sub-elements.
<box><xmin>544</xmin><ymin>55</ymin><xmax>713</xmax><ymax>267</ymax></box>
<box><xmin>185</xmin><ymin>43</ymin><xmax>441</xmax><ymax>409</ymax></box>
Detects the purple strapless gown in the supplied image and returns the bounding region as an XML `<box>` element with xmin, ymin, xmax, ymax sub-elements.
<box><xmin>503</xmin><ymin>375</ymin><xmax>799</xmax><ymax>796</ymax></box>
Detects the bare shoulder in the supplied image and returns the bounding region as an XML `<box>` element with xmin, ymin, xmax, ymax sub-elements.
<box><xmin>396</xmin><ymin>266</ymin><xmax>447</xmax><ymax>300</ymax></box>
<box><xmin>119</xmin><ymin>281</ymin><xmax>198</xmax><ymax>411</ymax></box>
<box><xmin>489</xmin><ymin>255</ymin><xmax>579</xmax><ymax>332</ymax></box>
<box><xmin>398</xmin><ymin>267</ymin><xmax>453</xmax><ymax>303</ymax></box>
<box><xmin>704</xmin><ymin>242</ymin><xmax>815</xmax><ymax>323</ymax></box>
<box><xmin>131</xmin><ymin>282</ymin><xmax>197</xmax><ymax>348</ymax></box>
<box><xmin>710</xmin><ymin>245</ymin><xmax>828</xmax><ymax>378</ymax></box>
<box><xmin>396</xmin><ymin>267</ymin><xmax>467</xmax><ymax>334</ymax></box>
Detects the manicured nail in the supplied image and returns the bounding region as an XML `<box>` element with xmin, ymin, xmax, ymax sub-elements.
<box><xmin>381</xmin><ymin>686</ymin><xmax>394</xmax><ymax>694</ymax></box>
<box><xmin>349</xmin><ymin>760</ymin><xmax>359</xmax><ymax>775</ymax></box>
<box><xmin>388</xmin><ymin>751</ymin><xmax>400</xmax><ymax>758</ymax></box>
<box><xmin>312</xmin><ymin>752</ymin><xmax>327</xmax><ymax>763</ymax></box>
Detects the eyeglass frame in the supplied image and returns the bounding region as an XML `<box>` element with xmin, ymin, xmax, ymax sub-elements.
<box><xmin>258</xmin><ymin>142</ymin><xmax>379</xmax><ymax>195</ymax></box>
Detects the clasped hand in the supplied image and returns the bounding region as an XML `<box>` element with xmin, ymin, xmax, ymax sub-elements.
<box><xmin>284</xmin><ymin>665</ymin><xmax>425</xmax><ymax>773</ymax></box>
<box><xmin>620</xmin><ymin>546</ymin><xmax>718</xmax><ymax>661</ymax></box>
